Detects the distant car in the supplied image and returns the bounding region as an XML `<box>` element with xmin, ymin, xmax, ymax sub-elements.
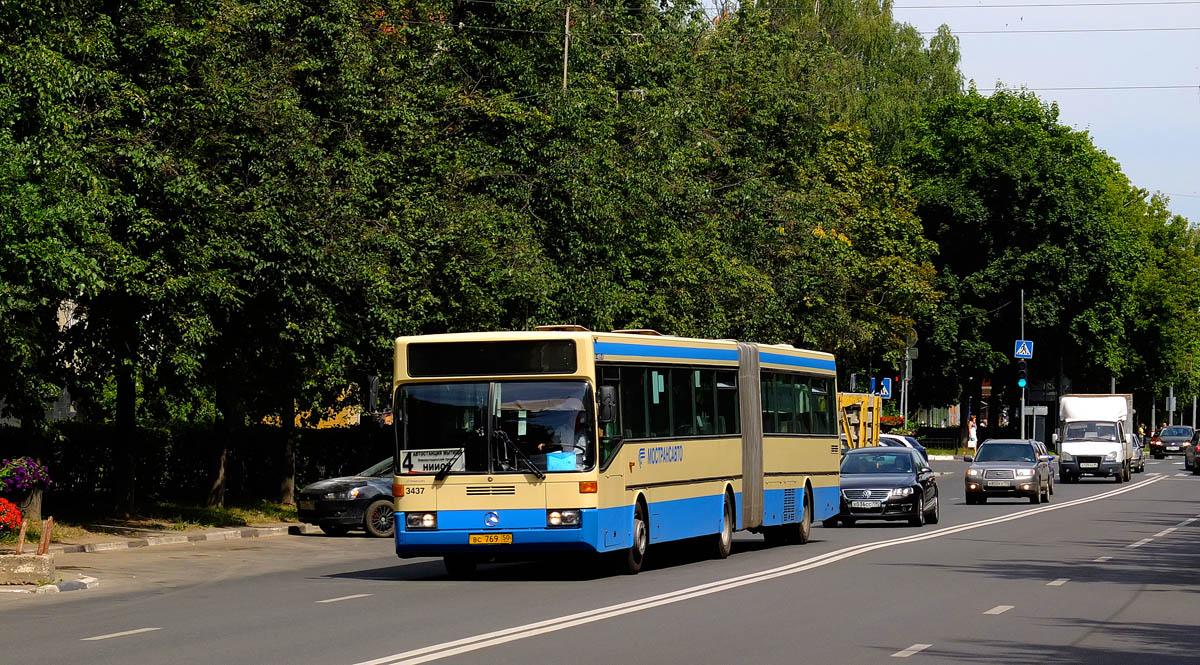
<box><xmin>1186</xmin><ymin>433</ymin><xmax>1200</xmax><ymax>474</ymax></box>
<box><xmin>964</xmin><ymin>439</ymin><xmax>1052</xmax><ymax>504</ymax></box>
<box><xmin>297</xmin><ymin>458</ymin><xmax>395</xmax><ymax>537</ymax></box>
<box><xmin>1151</xmin><ymin>426</ymin><xmax>1193</xmax><ymax>459</ymax></box>
<box><xmin>878</xmin><ymin>433</ymin><xmax>929</xmax><ymax>463</ymax></box>
<box><xmin>1127</xmin><ymin>433</ymin><xmax>1146</xmax><ymax>473</ymax></box>
<box><xmin>827</xmin><ymin>447</ymin><xmax>939</xmax><ymax>527</ymax></box>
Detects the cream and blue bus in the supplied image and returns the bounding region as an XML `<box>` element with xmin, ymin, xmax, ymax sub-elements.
<box><xmin>391</xmin><ymin>327</ymin><xmax>840</xmax><ymax>576</ymax></box>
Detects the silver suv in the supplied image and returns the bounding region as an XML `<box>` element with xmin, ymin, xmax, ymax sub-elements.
<box><xmin>964</xmin><ymin>439</ymin><xmax>1053</xmax><ymax>505</ymax></box>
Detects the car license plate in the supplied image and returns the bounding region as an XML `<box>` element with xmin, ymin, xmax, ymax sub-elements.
<box><xmin>298</xmin><ymin>500</ymin><xmax>315</xmax><ymax>510</ymax></box>
<box><xmin>469</xmin><ymin>533</ymin><xmax>513</xmax><ymax>545</ymax></box>
<box><xmin>1167</xmin><ymin>446</ymin><xmax>1179</xmax><ymax>451</ymax></box>
<box><xmin>986</xmin><ymin>480</ymin><xmax>1011</xmax><ymax>487</ymax></box>
<box><xmin>1080</xmin><ymin>463</ymin><xmax>1099</xmax><ymax>468</ymax></box>
<box><xmin>850</xmin><ymin>500</ymin><xmax>881</xmax><ymax>508</ymax></box>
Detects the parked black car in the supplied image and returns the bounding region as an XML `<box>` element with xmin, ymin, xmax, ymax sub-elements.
<box><xmin>825</xmin><ymin>447</ymin><xmax>940</xmax><ymax>528</ymax></box>
<box><xmin>297</xmin><ymin>458</ymin><xmax>395</xmax><ymax>537</ymax></box>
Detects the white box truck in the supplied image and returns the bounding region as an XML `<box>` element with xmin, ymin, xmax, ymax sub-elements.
<box><xmin>1057</xmin><ymin>394</ymin><xmax>1134</xmax><ymax>483</ymax></box>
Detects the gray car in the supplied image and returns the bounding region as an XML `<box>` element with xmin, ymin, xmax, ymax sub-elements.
<box><xmin>964</xmin><ymin>439</ymin><xmax>1053</xmax><ymax>504</ymax></box>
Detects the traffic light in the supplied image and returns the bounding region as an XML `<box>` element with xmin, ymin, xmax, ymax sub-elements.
<box><xmin>1017</xmin><ymin>359</ymin><xmax>1028</xmax><ymax>388</ymax></box>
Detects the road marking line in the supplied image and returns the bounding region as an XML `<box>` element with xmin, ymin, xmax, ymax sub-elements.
<box><xmin>1153</xmin><ymin>528</ymin><xmax>1177</xmax><ymax>537</ymax></box>
<box><xmin>81</xmin><ymin>627</ymin><xmax>162</xmax><ymax>641</ymax></box>
<box><xmin>317</xmin><ymin>594</ymin><xmax>373</xmax><ymax>604</ymax></box>
<box><xmin>1047</xmin><ymin>578</ymin><xmax>1070</xmax><ymax>586</ymax></box>
<box><xmin>1093</xmin><ymin>556</ymin><xmax>1112</xmax><ymax>562</ymax></box>
<box><xmin>1128</xmin><ymin>538</ymin><xmax>1154</xmax><ymax>548</ymax></box>
<box><xmin>892</xmin><ymin>644</ymin><xmax>933</xmax><ymax>658</ymax></box>
<box><xmin>1179</xmin><ymin>518</ymin><xmax>1198</xmax><ymax>527</ymax></box>
<box><xmin>983</xmin><ymin>605</ymin><xmax>1013</xmax><ymax>615</ymax></box>
<box><xmin>350</xmin><ymin>475</ymin><xmax>1166</xmax><ymax>665</ymax></box>
<box><xmin>1175</xmin><ymin>473</ymin><xmax>1189</xmax><ymax>477</ymax></box>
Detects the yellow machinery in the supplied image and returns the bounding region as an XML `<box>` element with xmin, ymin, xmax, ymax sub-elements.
<box><xmin>838</xmin><ymin>393</ymin><xmax>881</xmax><ymax>450</ymax></box>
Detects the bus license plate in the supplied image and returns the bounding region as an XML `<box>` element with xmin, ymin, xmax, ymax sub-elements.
<box><xmin>850</xmin><ymin>500</ymin><xmax>881</xmax><ymax>509</ymax></box>
<box><xmin>469</xmin><ymin>533</ymin><xmax>513</xmax><ymax>545</ymax></box>
<box><xmin>298</xmin><ymin>500</ymin><xmax>315</xmax><ymax>510</ymax></box>
<box><xmin>986</xmin><ymin>480</ymin><xmax>1011</xmax><ymax>487</ymax></box>
<box><xmin>1080</xmin><ymin>463</ymin><xmax>1099</xmax><ymax>468</ymax></box>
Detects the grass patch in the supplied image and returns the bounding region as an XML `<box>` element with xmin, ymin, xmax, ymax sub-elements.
<box><xmin>136</xmin><ymin>500</ymin><xmax>298</xmax><ymax>529</ymax></box>
<box><xmin>0</xmin><ymin>518</ymin><xmax>90</xmax><ymax>546</ymax></box>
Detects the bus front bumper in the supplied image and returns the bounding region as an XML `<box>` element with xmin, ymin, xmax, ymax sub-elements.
<box><xmin>395</xmin><ymin>507</ymin><xmax>626</xmax><ymax>558</ymax></box>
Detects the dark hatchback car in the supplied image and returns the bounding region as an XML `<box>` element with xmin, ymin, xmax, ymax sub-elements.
<box><xmin>825</xmin><ymin>447</ymin><xmax>940</xmax><ymax>528</ymax></box>
<box><xmin>1152</xmin><ymin>425</ymin><xmax>1193</xmax><ymax>459</ymax></box>
<box><xmin>297</xmin><ymin>458</ymin><xmax>395</xmax><ymax>537</ymax></box>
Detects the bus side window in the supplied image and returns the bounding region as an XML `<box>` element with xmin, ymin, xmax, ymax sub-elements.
<box><xmin>694</xmin><ymin>369</ymin><xmax>716</xmax><ymax>436</ymax></box>
<box><xmin>620</xmin><ymin>367</ymin><xmax>650</xmax><ymax>439</ymax></box>
<box><xmin>716</xmin><ymin>370</ymin><xmax>739</xmax><ymax>435</ymax></box>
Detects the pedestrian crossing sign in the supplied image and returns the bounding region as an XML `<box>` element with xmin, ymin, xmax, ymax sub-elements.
<box><xmin>1014</xmin><ymin>340</ymin><xmax>1034</xmax><ymax>359</ymax></box>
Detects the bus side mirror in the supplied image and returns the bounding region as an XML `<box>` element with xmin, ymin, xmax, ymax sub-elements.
<box><xmin>598</xmin><ymin>385</ymin><xmax>617</xmax><ymax>424</ymax></box>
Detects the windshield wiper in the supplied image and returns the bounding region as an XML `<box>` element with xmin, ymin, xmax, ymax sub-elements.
<box><xmin>495</xmin><ymin>430</ymin><xmax>545</xmax><ymax>479</ymax></box>
<box><xmin>434</xmin><ymin>447</ymin><xmax>465</xmax><ymax>481</ymax></box>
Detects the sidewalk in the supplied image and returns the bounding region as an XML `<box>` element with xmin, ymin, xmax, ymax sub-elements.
<box><xmin>1</xmin><ymin>522</ymin><xmax>323</xmax><ymax>594</ymax></box>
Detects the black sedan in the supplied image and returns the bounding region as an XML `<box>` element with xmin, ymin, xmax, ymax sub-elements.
<box><xmin>825</xmin><ymin>447</ymin><xmax>940</xmax><ymax>528</ymax></box>
<box><xmin>297</xmin><ymin>458</ymin><xmax>395</xmax><ymax>537</ymax></box>
<box><xmin>1153</xmin><ymin>426</ymin><xmax>1193</xmax><ymax>459</ymax></box>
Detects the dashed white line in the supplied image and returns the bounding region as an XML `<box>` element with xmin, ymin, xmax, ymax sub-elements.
<box><xmin>317</xmin><ymin>594</ymin><xmax>373</xmax><ymax>604</ymax></box>
<box><xmin>983</xmin><ymin>605</ymin><xmax>1013</xmax><ymax>615</ymax></box>
<box><xmin>892</xmin><ymin>644</ymin><xmax>933</xmax><ymax>658</ymax></box>
<box><xmin>1128</xmin><ymin>538</ymin><xmax>1154</xmax><ymax>548</ymax></box>
<box><xmin>81</xmin><ymin>627</ymin><xmax>162</xmax><ymax>641</ymax></box>
<box><xmin>1047</xmin><ymin>578</ymin><xmax>1070</xmax><ymax>586</ymax></box>
<box><xmin>1153</xmin><ymin>528</ymin><xmax>1177</xmax><ymax>538</ymax></box>
<box><xmin>1093</xmin><ymin>556</ymin><xmax>1113</xmax><ymax>562</ymax></box>
<box><xmin>1175</xmin><ymin>473</ymin><xmax>1189</xmax><ymax>477</ymax></box>
<box><xmin>1178</xmin><ymin>518</ymin><xmax>1198</xmax><ymax>527</ymax></box>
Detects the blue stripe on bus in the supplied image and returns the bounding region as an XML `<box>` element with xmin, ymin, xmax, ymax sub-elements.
<box><xmin>759</xmin><ymin>352</ymin><xmax>836</xmax><ymax>372</ymax></box>
<box><xmin>594</xmin><ymin>342</ymin><xmax>738</xmax><ymax>362</ymax></box>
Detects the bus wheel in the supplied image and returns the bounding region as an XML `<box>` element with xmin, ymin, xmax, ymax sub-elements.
<box><xmin>795</xmin><ymin>488</ymin><xmax>812</xmax><ymax>544</ymax></box>
<box><xmin>621</xmin><ymin>502</ymin><xmax>649</xmax><ymax>575</ymax></box>
<box><xmin>444</xmin><ymin>555</ymin><xmax>477</xmax><ymax>578</ymax></box>
<box><xmin>711</xmin><ymin>493</ymin><xmax>733</xmax><ymax>559</ymax></box>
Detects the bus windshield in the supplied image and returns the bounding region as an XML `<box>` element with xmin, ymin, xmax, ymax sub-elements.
<box><xmin>397</xmin><ymin>380</ymin><xmax>595</xmax><ymax>474</ymax></box>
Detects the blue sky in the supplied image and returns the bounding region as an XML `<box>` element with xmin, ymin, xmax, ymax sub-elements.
<box><xmin>891</xmin><ymin>0</ymin><xmax>1200</xmax><ymax>223</ymax></box>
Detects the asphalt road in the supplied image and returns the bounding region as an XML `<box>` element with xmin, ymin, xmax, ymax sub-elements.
<box><xmin>3</xmin><ymin>458</ymin><xmax>1199</xmax><ymax>664</ymax></box>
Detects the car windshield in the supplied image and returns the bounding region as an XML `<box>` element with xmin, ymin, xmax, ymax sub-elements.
<box><xmin>1161</xmin><ymin>427</ymin><xmax>1192</xmax><ymax>437</ymax></box>
<box><xmin>974</xmin><ymin>443</ymin><xmax>1036</xmax><ymax>463</ymax></box>
<box><xmin>396</xmin><ymin>380</ymin><xmax>595</xmax><ymax>475</ymax></box>
<box><xmin>1064</xmin><ymin>421</ymin><xmax>1119</xmax><ymax>442</ymax></box>
<box><xmin>841</xmin><ymin>452</ymin><xmax>913</xmax><ymax>474</ymax></box>
<box><xmin>358</xmin><ymin>457</ymin><xmax>394</xmax><ymax>477</ymax></box>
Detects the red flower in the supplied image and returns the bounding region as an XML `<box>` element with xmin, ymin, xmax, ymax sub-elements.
<box><xmin>0</xmin><ymin>498</ymin><xmax>21</xmax><ymax>535</ymax></box>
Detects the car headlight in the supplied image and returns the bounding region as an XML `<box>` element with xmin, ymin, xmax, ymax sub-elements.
<box><xmin>1060</xmin><ymin>452</ymin><xmax>1073</xmax><ymax>462</ymax></box>
<box><xmin>1016</xmin><ymin>469</ymin><xmax>1035</xmax><ymax>478</ymax></box>
<box><xmin>1104</xmin><ymin>451</ymin><xmax>1118</xmax><ymax>461</ymax></box>
<box><xmin>324</xmin><ymin>487</ymin><xmax>367</xmax><ymax>500</ymax></box>
<box><xmin>547</xmin><ymin>509</ymin><xmax>582</xmax><ymax>527</ymax></box>
<box><xmin>890</xmin><ymin>487</ymin><xmax>914</xmax><ymax>498</ymax></box>
<box><xmin>967</xmin><ymin>468</ymin><xmax>980</xmax><ymax>477</ymax></box>
<box><xmin>406</xmin><ymin>512</ymin><xmax>437</xmax><ymax>529</ymax></box>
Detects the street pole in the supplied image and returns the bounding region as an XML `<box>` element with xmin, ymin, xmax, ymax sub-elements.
<box><xmin>561</xmin><ymin>7</ymin><xmax>571</xmax><ymax>91</ymax></box>
<box><xmin>1020</xmin><ymin>288</ymin><xmax>1026</xmax><ymax>439</ymax></box>
<box><xmin>1169</xmin><ymin>385</ymin><xmax>1175</xmax><ymax>425</ymax></box>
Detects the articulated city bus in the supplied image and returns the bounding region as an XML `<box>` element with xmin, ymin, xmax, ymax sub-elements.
<box><xmin>391</xmin><ymin>327</ymin><xmax>840</xmax><ymax>575</ymax></box>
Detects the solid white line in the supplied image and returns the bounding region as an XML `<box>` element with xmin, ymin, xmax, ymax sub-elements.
<box><xmin>81</xmin><ymin>627</ymin><xmax>162</xmax><ymax>641</ymax></box>
<box><xmin>1047</xmin><ymin>578</ymin><xmax>1070</xmax><ymax>586</ymax></box>
<box><xmin>350</xmin><ymin>475</ymin><xmax>1165</xmax><ymax>665</ymax></box>
<box><xmin>1179</xmin><ymin>518</ymin><xmax>1198</xmax><ymax>527</ymax></box>
<box><xmin>892</xmin><ymin>643</ymin><xmax>933</xmax><ymax>658</ymax></box>
<box><xmin>983</xmin><ymin>605</ymin><xmax>1013</xmax><ymax>615</ymax></box>
<box><xmin>1153</xmin><ymin>528</ymin><xmax>1177</xmax><ymax>537</ymax></box>
<box><xmin>317</xmin><ymin>594</ymin><xmax>373</xmax><ymax>604</ymax></box>
<box><xmin>1128</xmin><ymin>538</ymin><xmax>1154</xmax><ymax>548</ymax></box>
<box><xmin>1093</xmin><ymin>556</ymin><xmax>1112</xmax><ymax>562</ymax></box>
<box><xmin>1175</xmin><ymin>473</ymin><xmax>1189</xmax><ymax>477</ymax></box>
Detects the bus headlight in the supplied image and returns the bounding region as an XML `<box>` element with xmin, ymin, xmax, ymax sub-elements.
<box><xmin>406</xmin><ymin>512</ymin><xmax>437</xmax><ymax>529</ymax></box>
<box><xmin>547</xmin><ymin>509</ymin><xmax>581</xmax><ymax>527</ymax></box>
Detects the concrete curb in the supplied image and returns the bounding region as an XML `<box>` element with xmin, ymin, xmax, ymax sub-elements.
<box><xmin>929</xmin><ymin>454</ymin><xmax>960</xmax><ymax>461</ymax></box>
<box><xmin>0</xmin><ymin>575</ymin><xmax>99</xmax><ymax>594</ymax></box>
<box><xmin>45</xmin><ymin>523</ymin><xmax>322</xmax><ymax>555</ymax></box>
